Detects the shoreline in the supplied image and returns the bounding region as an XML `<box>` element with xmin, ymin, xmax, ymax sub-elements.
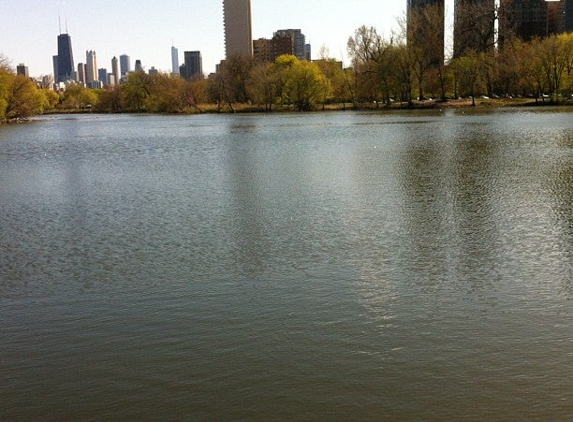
<box><xmin>3</xmin><ymin>98</ymin><xmax>572</xmax><ymax>123</ymax></box>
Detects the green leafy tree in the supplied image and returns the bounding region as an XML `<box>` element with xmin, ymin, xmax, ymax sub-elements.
<box><xmin>145</xmin><ymin>73</ymin><xmax>183</xmax><ymax>113</ymax></box>
<box><xmin>274</xmin><ymin>55</ymin><xmax>327</xmax><ymax>111</ymax></box>
<box><xmin>4</xmin><ymin>74</ymin><xmax>47</xmax><ymax>119</ymax></box>
<box><xmin>43</xmin><ymin>89</ymin><xmax>60</xmax><ymax>110</ymax></box>
<box><xmin>315</xmin><ymin>54</ymin><xmax>349</xmax><ymax>108</ymax></box>
<box><xmin>518</xmin><ymin>38</ymin><xmax>547</xmax><ymax>101</ymax></box>
<box><xmin>123</xmin><ymin>71</ymin><xmax>151</xmax><ymax>111</ymax></box>
<box><xmin>0</xmin><ymin>57</ymin><xmax>12</xmax><ymax>120</ymax></box>
<box><xmin>347</xmin><ymin>25</ymin><xmax>385</xmax><ymax>105</ymax></box>
<box><xmin>451</xmin><ymin>50</ymin><xmax>485</xmax><ymax>106</ymax></box>
<box><xmin>536</xmin><ymin>34</ymin><xmax>570</xmax><ymax>102</ymax></box>
<box><xmin>61</xmin><ymin>84</ymin><xmax>98</xmax><ymax>109</ymax></box>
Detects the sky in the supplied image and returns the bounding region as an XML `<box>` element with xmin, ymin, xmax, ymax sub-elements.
<box><xmin>0</xmin><ymin>0</ymin><xmax>454</xmax><ymax>78</ymax></box>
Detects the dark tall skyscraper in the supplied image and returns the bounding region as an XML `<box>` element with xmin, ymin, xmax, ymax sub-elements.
<box><xmin>500</xmin><ymin>0</ymin><xmax>548</xmax><ymax>41</ymax></box>
<box><xmin>407</xmin><ymin>0</ymin><xmax>445</xmax><ymax>66</ymax></box>
<box><xmin>274</xmin><ymin>29</ymin><xmax>307</xmax><ymax>60</ymax></box>
<box><xmin>56</xmin><ymin>33</ymin><xmax>75</xmax><ymax>84</ymax></box>
<box><xmin>16</xmin><ymin>64</ymin><xmax>29</xmax><ymax>77</ymax></box>
<box><xmin>181</xmin><ymin>51</ymin><xmax>203</xmax><ymax>80</ymax></box>
<box><xmin>454</xmin><ymin>0</ymin><xmax>496</xmax><ymax>57</ymax></box>
<box><xmin>565</xmin><ymin>0</ymin><xmax>573</xmax><ymax>32</ymax></box>
<box><xmin>120</xmin><ymin>54</ymin><xmax>131</xmax><ymax>76</ymax></box>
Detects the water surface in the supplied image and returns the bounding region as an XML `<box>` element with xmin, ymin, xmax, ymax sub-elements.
<box><xmin>1</xmin><ymin>110</ymin><xmax>572</xmax><ymax>421</ymax></box>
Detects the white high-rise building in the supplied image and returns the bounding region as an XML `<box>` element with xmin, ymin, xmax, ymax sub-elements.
<box><xmin>111</xmin><ymin>56</ymin><xmax>120</xmax><ymax>87</ymax></box>
<box><xmin>86</xmin><ymin>50</ymin><xmax>98</xmax><ymax>84</ymax></box>
<box><xmin>171</xmin><ymin>46</ymin><xmax>179</xmax><ymax>75</ymax></box>
<box><xmin>223</xmin><ymin>0</ymin><xmax>253</xmax><ymax>58</ymax></box>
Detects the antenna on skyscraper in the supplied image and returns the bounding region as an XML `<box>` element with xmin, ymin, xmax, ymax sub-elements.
<box><xmin>59</xmin><ymin>14</ymin><xmax>62</xmax><ymax>34</ymax></box>
<box><xmin>65</xmin><ymin>17</ymin><xmax>68</xmax><ymax>33</ymax></box>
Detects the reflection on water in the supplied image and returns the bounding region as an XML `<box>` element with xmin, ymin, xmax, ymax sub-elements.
<box><xmin>0</xmin><ymin>111</ymin><xmax>572</xmax><ymax>421</ymax></box>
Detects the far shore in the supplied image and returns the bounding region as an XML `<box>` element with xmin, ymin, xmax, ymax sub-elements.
<box><xmin>3</xmin><ymin>97</ymin><xmax>572</xmax><ymax>124</ymax></box>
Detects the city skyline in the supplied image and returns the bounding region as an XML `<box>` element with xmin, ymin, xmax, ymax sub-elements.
<box><xmin>1</xmin><ymin>0</ymin><xmax>411</xmax><ymax>77</ymax></box>
<box><xmin>4</xmin><ymin>1</ymin><xmax>570</xmax><ymax>80</ymax></box>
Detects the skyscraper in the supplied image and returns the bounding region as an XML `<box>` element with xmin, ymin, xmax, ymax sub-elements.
<box><xmin>56</xmin><ymin>33</ymin><xmax>75</xmax><ymax>84</ymax></box>
<box><xmin>77</xmin><ymin>63</ymin><xmax>86</xmax><ymax>85</ymax></box>
<box><xmin>111</xmin><ymin>56</ymin><xmax>120</xmax><ymax>87</ymax></box>
<box><xmin>407</xmin><ymin>0</ymin><xmax>445</xmax><ymax>66</ymax></box>
<box><xmin>565</xmin><ymin>0</ymin><xmax>573</xmax><ymax>32</ymax></box>
<box><xmin>181</xmin><ymin>51</ymin><xmax>203</xmax><ymax>80</ymax></box>
<box><xmin>500</xmin><ymin>0</ymin><xmax>548</xmax><ymax>41</ymax></box>
<box><xmin>16</xmin><ymin>64</ymin><xmax>29</xmax><ymax>77</ymax></box>
<box><xmin>454</xmin><ymin>0</ymin><xmax>496</xmax><ymax>57</ymax></box>
<box><xmin>253</xmin><ymin>36</ymin><xmax>292</xmax><ymax>62</ymax></box>
<box><xmin>274</xmin><ymin>29</ymin><xmax>307</xmax><ymax>60</ymax></box>
<box><xmin>120</xmin><ymin>54</ymin><xmax>131</xmax><ymax>76</ymax></box>
<box><xmin>546</xmin><ymin>0</ymin><xmax>567</xmax><ymax>35</ymax></box>
<box><xmin>172</xmin><ymin>46</ymin><xmax>180</xmax><ymax>75</ymax></box>
<box><xmin>52</xmin><ymin>56</ymin><xmax>59</xmax><ymax>84</ymax></box>
<box><xmin>98</xmin><ymin>68</ymin><xmax>107</xmax><ymax>84</ymax></box>
<box><xmin>86</xmin><ymin>50</ymin><xmax>97</xmax><ymax>84</ymax></box>
<box><xmin>223</xmin><ymin>0</ymin><xmax>253</xmax><ymax>58</ymax></box>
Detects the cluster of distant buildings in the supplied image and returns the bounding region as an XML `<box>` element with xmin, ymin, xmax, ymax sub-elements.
<box><xmin>222</xmin><ymin>0</ymin><xmax>310</xmax><ymax>63</ymax></box>
<box><xmin>46</xmin><ymin>0</ymin><xmax>310</xmax><ymax>90</ymax></box>
<box><xmin>16</xmin><ymin>0</ymin><xmax>573</xmax><ymax>90</ymax></box>
<box><xmin>52</xmin><ymin>32</ymin><xmax>148</xmax><ymax>89</ymax></box>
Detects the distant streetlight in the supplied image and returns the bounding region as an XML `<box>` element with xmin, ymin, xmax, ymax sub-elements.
<box><xmin>545</xmin><ymin>0</ymin><xmax>561</xmax><ymax>37</ymax></box>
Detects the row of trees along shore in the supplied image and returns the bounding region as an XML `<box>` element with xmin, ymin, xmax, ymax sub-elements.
<box><xmin>2</xmin><ymin>7</ymin><xmax>573</xmax><ymax>121</ymax></box>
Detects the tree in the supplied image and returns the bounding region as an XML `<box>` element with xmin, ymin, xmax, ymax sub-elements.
<box><xmin>451</xmin><ymin>50</ymin><xmax>485</xmax><ymax>106</ymax></box>
<box><xmin>493</xmin><ymin>39</ymin><xmax>522</xmax><ymax>96</ymax></box>
<box><xmin>123</xmin><ymin>71</ymin><xmax>151</xmax><ymax>111</ymax></box>
<box><xmin>519</xmin><ymin>38</ymin><xmax>548</xmax><ymax>101</ymax></box>
<box><xmin>43</xmin><ymin>89</ymin><xmax>60</xmax><ymax>110</ymax></box>
<box><xmin>271</xmin><ymin>55</ymin><xmax>328</xmax><ymax>111</ymax></box>
<box><xmin>347</xmin><ymin>25</ymin><xmax>401</xmax><ymax>106</ymax></box>
<box><xmin>96</xmin><ymin>86</ymin><xmax>123</xmax><ymax>113</ymax></box>
<box><xmin>180</xmin><ymin>78</ymin><xmax>207</xmax><ymax>112</ymax></box>
<box><xmin>145</xmin><ymin>73</ymin><xmax>184</xmax><ymax>113</ymax></box>
<box><xmin>454</xmin><ymin>0</ymin><xmax>497</xmax><ymax>58</ymax></box>
<box><xmin>562</xmin><ymin>33</ymin><xmax>573</xmax><ymax>97</ymax></box>
<box><xmin>536</xmin><ymin>34</ymin><xmax>570</xmax><ymax>102</ymax></box>
<box><xmin>3</xmin><ymin>74</ymin><xmax>47</xmax><ymax>119</ymax></box>
<box><xmin>406</xmin><ymin>3</ymin><xmax>446</xmax><ymax>100</ymax></box>
<box><xmin>285</xmin><ymin>59</ymin><xmax>328</xmax><ymax>111</ymax></box>
<box><xmin>315</xmin><ymin>55</ymin><xmax>349</xmax><ymax>109</ymax></box>
<box><xmin>61</xmin><ymin>84</ymin><xmax>98</xmax><ymax>109</ymax></box>
<box><xmin>247</xmin><ymin>61</ymin><xmax>278</xmax><ymax>111</ymax></box>
<box><xmin>217</xmin><ymin>55</ymin><xmax>254</xmax><ymax>109</ymax></box>
<box><xmin>394</xmin><ymin>44</ymin><xmax>416</xmax><ymax>105</ymax></box>
<box><xmin>0</xmin><ymin>56</ymin><xmax>12</xmax><ymax>120</ymax></box>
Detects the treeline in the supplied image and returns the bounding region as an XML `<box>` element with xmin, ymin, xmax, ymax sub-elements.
<box><xmin>67</xmin><ymin>54</ymin><xmax>334</xmax><ymax>114</ymax></box>
<box><xmin>348</xmin><ymin>27</ymin><xmax>573</xmax><ymax>107</ymax></box>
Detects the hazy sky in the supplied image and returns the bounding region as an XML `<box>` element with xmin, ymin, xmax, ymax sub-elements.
<box><xmin>0</xmin><ymin>0</ymin><xmax>454</xmax><ymax>77</ymax></box>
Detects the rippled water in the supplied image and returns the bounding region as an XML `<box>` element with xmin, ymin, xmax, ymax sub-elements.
<box><xmin>1</xmin><ymin>110</ymin><xmax>572</xmax><ymax>421</ymax></box>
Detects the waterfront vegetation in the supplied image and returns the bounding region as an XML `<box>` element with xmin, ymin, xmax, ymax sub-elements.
<box><xmin>2</xmin><ymin>24</ymin><xmax>573</xmax><ymax>122</ymax></box>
